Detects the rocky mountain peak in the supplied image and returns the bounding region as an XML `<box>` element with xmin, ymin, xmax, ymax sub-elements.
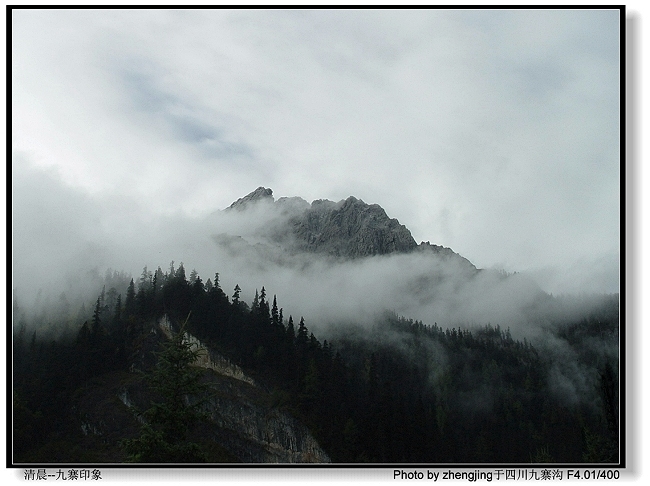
<box><xmin>227</xmin><ymin>187</ymin><xmax>274</xmax><ymax>210</ymax></box>
<box><xmin>288</xmin><ymin>195</ymin><xmax>418</xmax><ymax>258</ymax></box>
<box><xmin>223</xmin><ymin>188</ymin><xmax>473</xmax><ymax>266</ymax></box>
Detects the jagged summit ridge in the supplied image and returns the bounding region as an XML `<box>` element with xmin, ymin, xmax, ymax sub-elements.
<box><xmin>227</xmin><ymin>187</ymin><xmax>274</xmax><ymax>210</ymax></box>
<box><xmin>224</xmin><ymin>187</ymin><xmax>474</xmax><ymax>268</ymax></box>
<box><xmin>288</xmin><ymin>194</ymin><xmax>418</xmax><ymax>258</ymax></box>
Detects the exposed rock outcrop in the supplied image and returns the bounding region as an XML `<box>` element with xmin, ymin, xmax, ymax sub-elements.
<box><xmin>287</xmin><ymin>195</ymin><xmax>418</xmax><ymax>258</ymax></box>
<box><xmin>200</xmin><ymin>376</ymin><xmax>331</xmax><ymax>463</ymax></box>
<box><xmin>224</xmin><ymin>188</ymin><xmax>421</xmax><ymax>259</ymax></box>
<box><xmin>227</xmin><ymin>186</ymin><xmax>274</xmax><ymax>211</ymax></box>
<box><xmin>158</xmin><ymin>315</ymin><xmax>256</xmax><ymax>387</ymax></box>
<box><xmin>74</xmin><ymin>316</ymin><xmax>331</xmax><ymax>463</ymax></box>
<box><xmin>157</xmin><ymin>316</ymin><xmax>329</xmax><ymax>462</ymax></box>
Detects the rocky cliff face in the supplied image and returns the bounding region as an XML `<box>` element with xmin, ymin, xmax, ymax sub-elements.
<box><xmin>199</xmin><ymin>375</ymin><xmax>330</xmax><ymax>463</ymax></box>
<box><xmin>224</xmin><ymin>187</ymin><xmax>439</xmax><ymax>260</ymax></box>
<box><xmin>288</xmin><ymin>196</ymin><xmax>418</xmax><ymax>258</ymax></box>
<box><xmin>227</xmin><ymin>186</ymin><xmax>274</xmax><ymax>210</ymax></box>
<box><xmin>75</xmin><ymin>317</ymin><xmax>331</xmax><ymax>463</ymax></box>
<box><xmin>158</xmin><ymin>316</ymin><xmax>331</xmax><ymax>463</ymax></box>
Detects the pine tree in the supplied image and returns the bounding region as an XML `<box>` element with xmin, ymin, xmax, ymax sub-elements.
<box><xmin>189</xmin><ymin>269</ymin><xmax>199</xmax><ymax>285</ymax></box>
<box><xmin>232</xmin><ymin>284</ymin><xmax>241</xmax><ymax>307</ymax></box>
<box><xmin>125</xmin><ymin>279</ymin><xmax>136</xmax><ymax>317</ymax></box>
<box><xmin>297</xmin><ymin>317</ymin><xmax>308</xmax><ymax>349</ymax></box>
<box><xmin>250</xmin><ymin>289</ymin><xmax>260</xmax><ymax>315</ymax></box>
<box><xmin>286</xmin><ymin>315</ymin><xmax>295</xmax><ymax>342</ymax></box>
<box><xmin>192</xmin><ymin>274</ymin><xmax>204</xmax><ymax>294</ymax></box>
<box><xmin>139</xmin><ymin>266</ymin><xmax>152</xmax><ymax>292</ymax></box>
<box><xmin>271</xmin><ymin>295</ymin><xmax>279</xmax><ymax>327</ymax></box>
<box><xmin>121</xmin><ymin>315</ymin><xmax>209</xmax><ymax>463</ymax></box>
<box><xmin>154</xmin><ymin>266</ymin><xmax>165</xmax><ymax>290</ymax></box>
<box><xmin>168</xmin><ymin>261</ymin><xmax>176</xmax><ymax>279</ymax></box>
<box><xmin>176</xmin><ymin>262</ymin><xmax>186</xmax><ymax>282</ymax></box>
<box><xmin>92</xmin><ymin>296</ymin><xmax>102</xmax><ymax>335</ymax></box>
<box><xmin>259</xmin><ymin>287</ymin><xmax>269</xmax><ymax>319</ymax></box>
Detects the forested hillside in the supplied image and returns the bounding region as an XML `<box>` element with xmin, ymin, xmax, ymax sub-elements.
<box><xmin>12</xmin><ymin>263</ymin><xmax>619</xmax><ymax>464</ymax></box>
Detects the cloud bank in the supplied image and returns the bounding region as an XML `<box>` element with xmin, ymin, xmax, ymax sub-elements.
<box><xmin>12</xmin><ymin>9</ymin><xmax>620</xmax><ymax>295</ymax></box>
<box><xmin>12</xmin><ymin>157</ymin><xmax>617</xmax><ymax>349</ymax></box>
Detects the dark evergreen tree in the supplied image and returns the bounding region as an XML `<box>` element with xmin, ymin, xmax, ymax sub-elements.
<box><xmin>168</xmin><ymin>260</ymin><xmax>176</xmax><ymax>279</ymax></box>
<box><xmin>286</xmin><ymin>315</ymin><xmax>295</xmax><ymax>341</ymax></box>
<box><xmin>232</xmin><ymin>284</ymin><xmax>241</xmax><ymax>307</ymax></box>
<box><xmin>121</xmin><ymin>317</ymin><xmax>209</xmax><ymax>463</ymax></box>
<box><xmin>92</xmin><ymin>296</ymin><xmax>102</xmax><ymax>334</ymax></box>
<box><xmin>141</xmin><ymin>266</ymin><xmax>150</xmax><ymax>289</ymax></box>
<box><xmin>251</xmin><ymin>289</ymin><xmax>259</xmax><ymax>313</ymax></box>
<box><xmin>125</xmin><ymin>278</ymin><xmax>136</xmax><ymax>318</ymax></box>
<box><xmin>271</xmin><ymin>296</ymin><xmax>279</xmax><ymax>327</ymax></box>
<box><xmin>259</xmin><ymin>287</ymin><xmax>269</xmax><ymax>320</ymax></box>
<box><xmin>192</xmin><ymin>274</ymin><xmax>204</xmax><ymax>294</ymax></box>
<box><xmin>297</xmin><ymin>317</ymin><xmax>308</xmax><ymax>349</ymax></box>
<box><xmin>176</xmin><ymin>262</ymin><xmax>186</xmax><ymax>282</ymax></box>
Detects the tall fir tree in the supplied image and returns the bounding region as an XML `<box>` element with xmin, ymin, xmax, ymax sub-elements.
<box><xmin>121</xmin><ymin>316</ymin><xmax>209</xmax><ymax>463</ymax></box>
<box><xmin>232</xmin><ymin>284</ymin><xmax>241</xmax><ymax>307</ymax></box>
<box><xmin>125</xmin><ymin>279</ymin><xmax>136</xmax><ymax>318</ymax></box>
<box><xmin>271</xmin><ymin>295</ymin><xmax>279</xmax><ymax>327</ymax></box>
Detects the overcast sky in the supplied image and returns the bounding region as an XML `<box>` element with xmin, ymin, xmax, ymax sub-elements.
<box><xmin>12</xmin><ymin>8</ymin><xmax>621</xmax><ymax>298</ymax></box>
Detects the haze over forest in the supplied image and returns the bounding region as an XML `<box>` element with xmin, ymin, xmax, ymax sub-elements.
<box><xmin>11</xmin><ymin>184</ymin><xmax>621</xmax><ymax>463</ymax></box>
<box><xmin>13</xmin><ymin>174</ymin><xmax>618</xmax><ymax>342</ymax></box>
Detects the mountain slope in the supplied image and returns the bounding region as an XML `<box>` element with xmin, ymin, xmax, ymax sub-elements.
<box><xmin>28</xmin><ymin>316</ymin><xmax>331</xmax><ymax>464</ymax></box>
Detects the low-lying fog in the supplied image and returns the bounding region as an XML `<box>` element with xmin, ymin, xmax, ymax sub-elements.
<box><xmin>12</xmin><ymin>156</ymin><xmax>618</xmax><ymax>344</ymax></box>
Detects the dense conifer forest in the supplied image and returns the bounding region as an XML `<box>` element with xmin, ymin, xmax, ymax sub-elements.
<box><xmin>12</xmin><ymin>263</ymin><xmax>619</xmax><ymax>464</ymax></box>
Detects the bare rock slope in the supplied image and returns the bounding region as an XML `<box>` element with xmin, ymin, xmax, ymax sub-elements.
<box><xmin>225</xmin><ymin>187</ymin><xmax>469</xmax><ymax>262</ymax></box>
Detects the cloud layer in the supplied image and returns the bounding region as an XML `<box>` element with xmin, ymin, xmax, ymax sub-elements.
<box><xmin>12</xmin><ymin>9</ymin><xmax>621</xmax><ymax>312</ymax></box>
